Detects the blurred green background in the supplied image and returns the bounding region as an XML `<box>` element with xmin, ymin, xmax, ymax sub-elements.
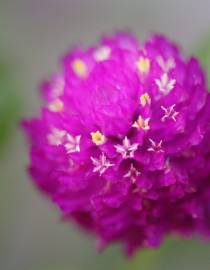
<box><xmin>1</xmin><ymin>0</ymin><xmax>210</xmax><ymax>269</ymax></box>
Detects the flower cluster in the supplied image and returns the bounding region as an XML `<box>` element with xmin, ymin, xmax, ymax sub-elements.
<box><xmin>23</xmin><ymin>32</ymin><xmax>210</xmax><ymax>255</ymax></box>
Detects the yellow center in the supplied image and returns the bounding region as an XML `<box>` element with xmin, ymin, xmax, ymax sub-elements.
<box><xmin>72</xmin><ymin>59</ymin><xmax>87</xmax><ymax>78</ymax></box>
<box><xmin>140</xmin><ymin>92</ymin><xmax>151</xmax><ymax>107</ymax></box>
<box><xmin>91</xmin><ymin>131</ymin><xmax>106</xmax><ymax>145</ymax></box>
<box><xmin>136</xmin><ymin>57</ymin><xmax>150</xmax><ymax>74</ymax></box>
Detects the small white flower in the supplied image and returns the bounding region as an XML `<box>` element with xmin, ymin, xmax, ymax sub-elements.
<box><xmin>132</xmin><ymin>116</ymin><xmax>150</xmax><ymax>131</ymax></box>
<box><xmin>115</xmin><ymin>137</ymin><xmax>139</xmax><ymax>159</ymax></box>
<box><xmin>124</xmin><ymin>164</ymin><xmax>141</xmax><ymax>183</ymax></box>
<box><xmin>48</xmin><ymin>99</ymin><xmax>64</xmax><ymax>112</ymax></box>
<box><xmin>148</xmin><ymin>139</ymin><xmax>164</xmax><ymax>153</ymax></box>
<box><xmin>161</xmin><ymin>104</ymin><xmax>179</xmax><ymax>122</ymax></box>
<box><xmin>156</xmin><ymin>56</ymin><xmax>175</xmax><ymax>73</ymax></box>
<box><xmin>91</xmin><ymin>153</ymin><xmax>114</xmax><ymax>175</ymax></box>
<box><xmin>64</xmin><ymin>134</ymin><xmax>81</xmax><ymax>153</ymax></box>
<box><xmin>155</xmin><ymin>73</ymin><xmax>176</xmax><ymax>95</ymax></box>
<box><xmin>47</xmin><ymin>128</ymin><xmax>66</xmax><ymax>146</ymax></box>
<box><xmin>93</xmin><ymin>46</ymin><xmax>111</xmax><ymax>62</ymax></box>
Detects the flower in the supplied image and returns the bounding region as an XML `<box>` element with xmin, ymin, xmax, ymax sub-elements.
<box><xmin>91</xmin><ymin>131</ymin><xmax>106</xmax><ymax>145</ymax></box>
<box><xmin>140</xmin><ymin>92</ymin><xmax>151</xmax><ymax>107</ymax></box>
<box><xmin>136</xmin><ymin>57</ymin><xmax>150</xmax><ymax>74</ymax></box>
<box><xmin>155</xmin><ymin>73</ymin><xmax>176</xmax><ymax>95</ymax></box>
<box><xmin>115</xmin><ymin>136</ymin><xmax>139</xmax><ymax>159</ymax></box>
<box><xmin>91</xmin><ymin>153</ymin><xmax>114</xmax><ymax>175</ymax></box>
<box><xmin>132</xmin><ymin>115</ymin><xmax>150</xmax><ymax>130</ymax></box>
<box><xmin>156</xmin><ymin>56</ymin><xmax>175</xmax><ymax>73</ymax></box>
<box><xmin>161</xmin><ymin>104</ymin><xmax>179</xmax><ymax>122</ymax></box>
<box><xmin>124</xmin><ymin>164</ymin><xmax>141</xmax><ymax>183</ymax></box>
<box><xmin>147</xmin><ymin>139</ymin><xmax>164</xmax><ymax>153</ymax></box>
<box><xmin>47</xmin><ymin>128</ymin><xmax>66</xmax><ymax>146</ymax></box>
<box><xmin>23</xmin><ymin>32</ymin><xmax>210</xmax><ymax>256</ymax></box>
<box><xmin>93</xmin><ymin>46</ymin><xmax>111</xmax><ymax>62</ymax></box>
<box><xmin>64</xmin><ymin>134</ymin><xmax>81</xmax><ymax>153</ymax></box>
<box><xmin>72</xmin><ymin>59</ymin><xmax>88</xmax><ymax>78</ymax></box>
<box><xmin>48</xmin><ymin>98</ymin><xmax>64</xmax><ymax>112</ymax></box>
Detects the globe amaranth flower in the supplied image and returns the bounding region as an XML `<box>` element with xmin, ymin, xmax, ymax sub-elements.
<box><xmin>23</xmin><ymin>32</ymin><xmax>210</xmax><ymax>255</ymax></box>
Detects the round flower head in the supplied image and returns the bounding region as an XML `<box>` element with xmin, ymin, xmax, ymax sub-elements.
<box><xmin>23</xmin><ymin>32</ymin><xmax>210</xmax><ymax>255</ymax></box>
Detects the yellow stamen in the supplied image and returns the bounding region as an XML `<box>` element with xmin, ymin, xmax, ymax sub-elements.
<box><xmin>132</xmin><ymin>115</ymin><xmax>150</xmax><ymax>130</ymax></box>
<box><xmin>48</xmin><ymin>99</ymin><xmax>64</xmax><ymax>112</ymax></box>
<box><xmin>91</xmin><ymin>131</ymin><xmax>106</xmax><ymax>145</ymax></box>
<box><xmin>72</xmin><ymin>59</ymin><xmax>87</xmax><ymax>78</ymax></box>
<box><xmin>140</xmin><ymin>92</ymin><xmax>151</xmax><ymax>107</ymax></box>
<box><xmin>136</xmin><ymin>57</ymin><xmax>150</xmax><ymax>74</ymax></box>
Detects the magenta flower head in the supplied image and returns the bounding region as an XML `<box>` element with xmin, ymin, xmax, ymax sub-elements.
<box><xmin>23</xmin><ymin>32</ymin><xmax>210</xmax><ymax>255</ymax></box>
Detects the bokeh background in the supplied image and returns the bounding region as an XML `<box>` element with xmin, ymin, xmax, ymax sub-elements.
<box><xmin>1</xmin><ymin>0</ymin><xmax>210</xmax><ymax>269</ymax></box>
